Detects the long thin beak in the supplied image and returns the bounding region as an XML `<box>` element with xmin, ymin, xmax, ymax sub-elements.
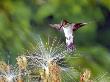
<box><xmin>80</xmin><ymin>23</ymin><xmax>87</xmax><ymax>27</ymax></box>
<box><xmin>73</xmin><ymin>22</ymin><xmax>88</xmax><ymax>31</ymax></box>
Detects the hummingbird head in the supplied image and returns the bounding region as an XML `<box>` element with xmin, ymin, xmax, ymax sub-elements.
<box><xmin>73</xmin><ymin>22</ymin><xmax>87</xmax><ymax>31</ymax></box>
<box><xmin>60</xmin><ymin>20</ymin><xmax>70</xmax><ymax>28</ymax></box>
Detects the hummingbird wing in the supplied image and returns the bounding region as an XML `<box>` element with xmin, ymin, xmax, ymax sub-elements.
<box><xmin>49</xmin><ymin>24</ymin><xmax>63</xmax><ymax>31</ymax></box>
<box><xmin>49</xmin><ymin>19</ymin><xmax>69</xmax><ymax>31</ymax></box>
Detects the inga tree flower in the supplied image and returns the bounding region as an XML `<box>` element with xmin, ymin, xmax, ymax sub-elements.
<box><xmin>25</xmin><ymin>37</ymin><xmax>67</xmax><ymax>82</ymax></box>
<box><xmin>50</xmin><ymin>20</ymin><xmax>87</xmax><ymax>51</ymax></box>
<box><xmin>80</xmin><ymin>69</ymin><xmax>92</xmax><ymax>82</ymax></box>
<box><xmin>24</xmin><ymin>37</ymin><xmax>79</xmax><ymax>82</ymax></box>
<box><xmin>0</xmin><ymin>61</ymin><xmax>25</xmax><ymax>82</ymax></box>
<box><xmin>0</xmin><ymin>62</ymin><xmax>18</xmax><ymax>82</ymax></box>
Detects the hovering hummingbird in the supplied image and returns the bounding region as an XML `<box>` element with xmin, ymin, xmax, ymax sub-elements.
<box><xmin>50</xmin><ymin>19</ymin><xmax>87</xmax><ymax>51</ymax></box>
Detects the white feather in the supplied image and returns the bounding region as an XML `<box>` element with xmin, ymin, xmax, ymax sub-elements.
<box><xmin>63</xmin><ymin>25</ymin><xmax>73</xmax><ymax>47</ymax></box>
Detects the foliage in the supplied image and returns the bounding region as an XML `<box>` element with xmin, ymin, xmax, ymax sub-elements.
<box><xmin>0</xmin><ymin>0</ymin><xmax>110</xmax><ymax>81</ymax></box>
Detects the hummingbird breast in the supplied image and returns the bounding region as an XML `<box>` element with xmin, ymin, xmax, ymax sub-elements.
<box><xmin>63</xmin><ymin>25</ymin><xmax>74</xmax><ymax>50</ymax></box>
<box><xmin>63</xmin><ymin>26</ymin><xmax>73</xmax><ymax>38</ymax></box>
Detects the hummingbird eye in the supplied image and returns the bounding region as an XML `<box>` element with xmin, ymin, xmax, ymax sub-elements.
<box><xmin>64</xmin><ymin>23</ymin><xmax>70</xmax><ymax>27</ymax></box>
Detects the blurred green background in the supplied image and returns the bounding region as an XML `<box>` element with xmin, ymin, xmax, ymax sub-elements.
<box><xmin>0</xmin><ymin>0</ymin><xmax>110</xmax><ymax>80</ymax></box>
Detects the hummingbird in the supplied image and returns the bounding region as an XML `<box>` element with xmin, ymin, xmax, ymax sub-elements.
<box><xmin>49</xmin><ymin>19</ymin><xmax>87</xmax><ymax>51</ymax></box>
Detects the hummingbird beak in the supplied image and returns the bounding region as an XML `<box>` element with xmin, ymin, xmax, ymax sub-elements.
<box><xmin>73</xmin><ymin>22</ymin><xmax>87</xmax><ymax>31</ymax></box>
<box><xmin>79</xmin><ymin>23</ymin><xmax>87</xmax><ymax>27</ymax></box>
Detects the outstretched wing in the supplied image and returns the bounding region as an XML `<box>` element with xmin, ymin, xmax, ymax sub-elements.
<box><xmin>49</xmin><ymin>24</ymin><xmax>63</xmax><ymax>31</ymax></box>
<box><xmin>71</xmin><ymin>23</ymin><xmax>87</xmax><ymax>31</ymax></box>
<box><xmin>49</xmin><ymin>19</ymin><xmax>69</xmax><ymax>31</ymax></box>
